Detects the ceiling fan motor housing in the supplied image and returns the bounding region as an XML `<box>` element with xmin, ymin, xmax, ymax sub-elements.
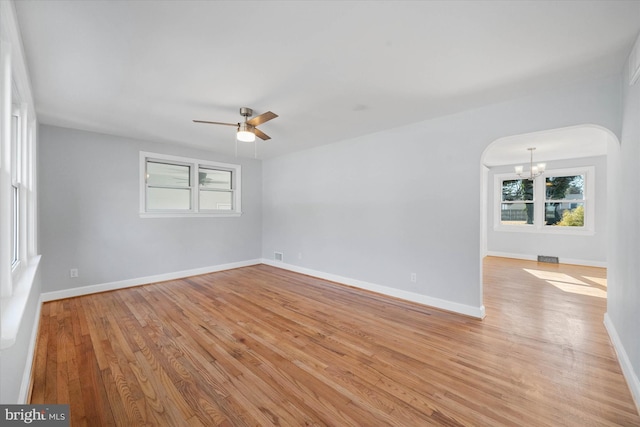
<box><xmin>239</xmin><ymin>107</ymin><xmax>253</xmax><ymax>118</ymax></box>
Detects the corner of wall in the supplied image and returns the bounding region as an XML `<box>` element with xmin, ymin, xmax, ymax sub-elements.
<box><xmin>604</xmin><ymin>313</ymin><xmax>640</xmax><ymax>414</ymax></box>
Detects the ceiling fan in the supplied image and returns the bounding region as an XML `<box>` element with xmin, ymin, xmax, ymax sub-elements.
<box><xmin>193</xmin><ymin>107</ymin><xmax>278</xmax><ymax>142</ymax></box>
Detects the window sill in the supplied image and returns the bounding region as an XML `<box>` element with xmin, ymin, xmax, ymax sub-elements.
<box><xmin>494</xmin><ymin>225</ymin><xmax>595</xmax><ymax>236</ymax></box>
<box><xmin>1</xmin><ymin>255</ymin><xmax>41</xmax><ymax>349</ymax></box>
<box><xmin>139</xmin><ymin>212</ymin><xmax>243</xmax><ymax>218</ymax></box>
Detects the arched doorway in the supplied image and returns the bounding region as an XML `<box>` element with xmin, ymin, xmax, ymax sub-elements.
<box><xmin>479</xmin><ymin>124</ymin><xmax>620</xmax><ymax>310</ymax></box>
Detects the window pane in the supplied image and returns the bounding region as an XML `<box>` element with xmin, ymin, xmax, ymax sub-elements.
<box><xmin>545</xmin><ymin>202</ymin><xmax>584</xmax><ymax>226</ymax></box>
<box><xmin>200</xmin><ymin>190</ymin><xmax>233</xmax><ymax>210</ymax></box>
<box><xmin>147</xmin><ymin>187</ymin><xmax>191</xmax><ymax>210</ymax></box>
<box><xmin>502</xmin><ymin>179</ymin><xmax>533</xmax><ymax>201</ymax></box>
<box><xmin>147</xmin><ymin>162</ymin><xmax>190</xmax><ymax>187</ymax></box>
<box><xmin>546</xmin><ymin>175</ymin><xmax>584</xmax><ymax>200</ymax></box>
<box><xmin>199</xmin><ymin>168</ymin><xmax>231</xmax><ymax>190</ymax></box>
<box><xmin>11</xmin><ymin>185</ymin><xmax>19</xmax><ymax>266</ymax></box>
<box><xmin>11</xmin><ymin>115</ymin><xmax>19</xmax><ymax>182</ymax></box>
<box><xmin>501</xmin><ymin>202</ymin><xmax>534</xmax><ymax>225</ymax></box>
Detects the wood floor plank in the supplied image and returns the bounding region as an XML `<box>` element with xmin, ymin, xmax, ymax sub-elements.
<box><xmin>29</xmin><ymin>257</ymin><xmax>640</xmax><ymax>426</ymax></box>
<box><xmin>76</xmin><ymin>335</ymin><xmax>113</xmax><ymax>426</ymax></box>
<box><xmin>43</xmin><ymin>302</ymin><xmax>59</xmax><ymax>404</ymax></box>
<box><xmin>28</xmin><ymin>301</ymin><xmax>50</xmax><ymax>404</ymax></box>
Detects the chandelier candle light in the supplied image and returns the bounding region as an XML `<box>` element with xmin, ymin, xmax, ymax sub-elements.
<box><xmin>515</xmin><ymin>147</ymin><xmax>546</xmax><ymax>180</ymax></box>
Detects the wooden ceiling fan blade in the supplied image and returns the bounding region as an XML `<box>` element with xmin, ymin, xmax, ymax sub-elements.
<box><xmin>247</xmin><ymin>111</ymin><xmax>278</xmax><ymax>126</ymax></box>
<box><xmin>193</xmin><ymin>120</ymin><xmax>239</xmax><ymax>127</ymax></box>
<box><xmin>254</xmin><ymin>128</ymin><xmax>271</xmax><ymax>140</ymax></box>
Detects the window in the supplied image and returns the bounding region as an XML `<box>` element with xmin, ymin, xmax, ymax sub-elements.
<box><xmin>11</xmin><ymin>112</ymin><xmax>24</xmax><ymax>270</ymax></box>
<box><xmin>146</xmin><ymin>161</ymin><xmax>192</xmax><ymax>211</ymax></box>
<box><xmin>199</xmin><ymin>167</ymin><xmax>233</xmax><ymax>210</ymax></box>
<box><xmin>501</xmin><ymin>179</ymin><xmax>534</xmax><ymax>225</ymax></box>
<box><xmin>140</xmin><ymin>152</ymin><xmax>241</xmax><ymax>217</ymax></box>
<box><xmin>544</xmin><ymin>175</ymin><xmax>585</xmax><ymax>227</ymax></box>
<box><xmin>495</xmin><ymin>167</ymin><xmax>594</xmax><ymax>234</ymax></box>
<box><xmin>1</xmin><ymin>1</ymin><xmax>40</xmax><ymax>350</ymax></box>
<box><xmin>11</xmin><ymin>184</ymin><xmax>19</xmax><ymax>268</ymax></box>
<box><xmin>11</xmin><ymin>113</ymin><xmax>20</xmax><ymax>269</ymax></box>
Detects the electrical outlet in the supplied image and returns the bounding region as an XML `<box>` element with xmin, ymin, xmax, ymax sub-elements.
<box><xmin>410</xmin><ymin>273</ymin><xmax>417</xmax><ymax>283</ymax></box>
<box><xmin>298</xmin><ymin>252</ymin><xmax>303</xmax><ymax>260</ymax></box>
<box><xmin>70</xmin><ymin>268</ymin><xmax>79</xmax><ymax>278</ymax></box>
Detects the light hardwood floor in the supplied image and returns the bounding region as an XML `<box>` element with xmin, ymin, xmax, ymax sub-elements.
<box><xmin>29</xmin><ymin>257</ymin><xmax>640</xmax><ymax>426</ymax></box>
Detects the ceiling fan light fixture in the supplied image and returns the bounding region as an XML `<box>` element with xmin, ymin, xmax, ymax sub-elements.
<box><xmin>237</xmin><ymin>123</ymin><xmax>256</xmax><ymax>142</ymax></box>
<box><xmin>194</xmin><ymin>107</ymin><xmax>276</xmax><ymax>144</ymax></box>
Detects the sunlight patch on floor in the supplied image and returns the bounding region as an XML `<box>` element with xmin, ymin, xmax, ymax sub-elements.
<box><xmin>523</xmin><ymin>269</ymin><xmax>606</xmax><ymax>298</ymax></box>
<box><xmin>582</xmin><ymin>276</ymin><xmax>607</xmax><ymax>287</ymax></box>
<box><xmin>523</xmin><ymin>269</ymin><xmax>588</xmax><ymax>285</ymax></box>
<box><xmin>546</xmin><ymin>280</ymin><xmax>607</xmax><ymax>298</ymax></box>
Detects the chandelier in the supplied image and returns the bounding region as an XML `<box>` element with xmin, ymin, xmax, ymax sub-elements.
<box><xmin>515</xmin><ymin>147</ymin><xmax>546</xmax><ymax>180</ymax></box>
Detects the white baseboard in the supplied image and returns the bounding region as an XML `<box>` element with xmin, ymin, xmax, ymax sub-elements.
<box><xmin>485</xmin><ymin>251</ymin><xmax>606</xmax><ymax>268</ymax></box>
<box><xmin>604</xmin><ymin>313</ymin><xmax>640</xmax><ymax>414</ymax></box>
<box><xmin>18</xmin><ymin>298</ymin><xmax>42</xmax><ymax>403</ymax></box>
<box><xmin>41</xmin><ymin>259</ymin><xmax>262</xmax><ymax>302</ymax></box>
<box><xmin>261</xmin><ymin>259</ymin><xmax>486</xmax><ymax>319</ymax></box>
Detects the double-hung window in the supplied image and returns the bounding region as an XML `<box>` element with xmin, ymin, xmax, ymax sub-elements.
<box><xmin>2</xmin><ymin>1</ymin><xmax>40</xmax><ymax>350</ymax></box>
<box><xmin>198</xmin><ymin>167</ymin><xmax>234</xmax><ymax>210</ymax></box>
<box><xmin>146</xmin><ymin>160</ymin><xmax>193</xmax><ymax>211</ymax></box>
<box><xmin>495</xmin><ymin>167</ymin><xmax>594</xmax><ymax>234</ymax></box>
<box><xmin>500</xmin><ymin>178</ymin><xmax>534</xmax><ymax>225</ymax></box>
<box><xmin>11</xmin><ymin>112</ymin><xmax>21</xmax><ymax>269</ymax></box>
<box><xmin>544</xmin><ymin>174</ymin><xmax>585</xmax><ymax>227</ymax></box>
<box><xmin>140</xmin><ymin>152</ymin><xmax>241</xmax><ymax>217</ymax></box>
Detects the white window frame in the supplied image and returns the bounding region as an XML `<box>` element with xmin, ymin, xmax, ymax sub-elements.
<box><xmin>494</xmin><ymin>166</ymin><xmax>594</xmax><ymax>235</ymax></box>
<box><xmin>1</xmin><ymin>2</ymin><xmax>40</xmax><ymax>351</ymax></box>
<box><xmin>10</xmin><ymin>108</ymin><xmax>21</xmax><ymax>271</ymax></box>
<box><xmin>139</xmin><ymin>151</ymin><xmax>242</xmax><ymax>218</ymax></box>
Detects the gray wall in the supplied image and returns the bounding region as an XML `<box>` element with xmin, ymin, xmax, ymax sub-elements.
<box><xmin>38</xmin><ymin>125</ymin><xmax>262</xmax><ymax>293</ymax></box>
<box><xmin>486</xmin><ymin>155</ymin><xmax>608</xmax><ymax>265</ymax></box>
<box><xmin>608</xmin><ymin>52</ymin><xmax>640</xmax><ymax>405</ymax></box>
<box><xmin>262</xmin><ymin>75</ymin><xmax>621</xmax><ymax>313</ymax></box>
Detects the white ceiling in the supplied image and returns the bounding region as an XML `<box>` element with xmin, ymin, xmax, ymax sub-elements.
<box><xmin>482</xmin><ymin>125</ymin><xmax>614</xmax><ymax>167</ymax></box>
<box><xmin>13</xmin><ymin>0</ymin><xmax>640</xmax><ymax>160</ymax></box>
